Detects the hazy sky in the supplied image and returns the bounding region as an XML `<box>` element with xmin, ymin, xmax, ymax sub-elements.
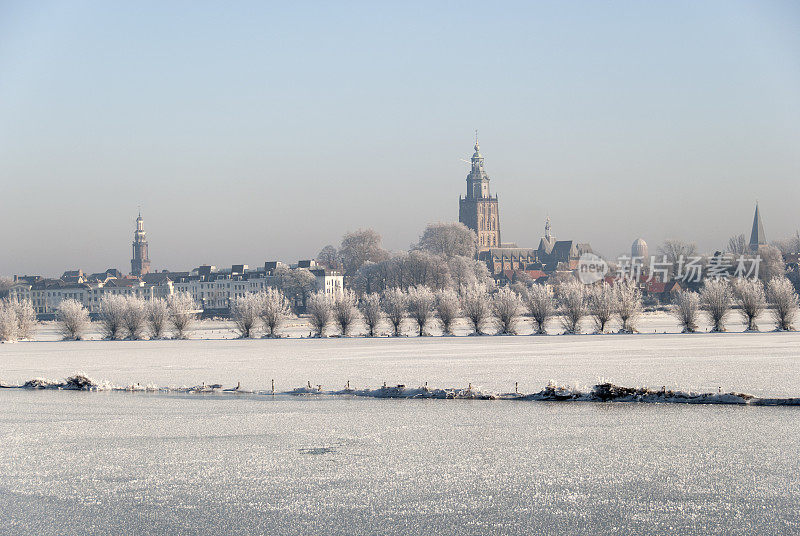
<box><xmin>1</xmin><ymin>1</ymin><xmax>799</xmax><ymax>276</ymax></box>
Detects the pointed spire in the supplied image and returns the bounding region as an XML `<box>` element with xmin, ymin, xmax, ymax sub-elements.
<box><xmin>749</xmin><ymin>202</ymin><xmax>766</xmax><ymax>250</ymax></box>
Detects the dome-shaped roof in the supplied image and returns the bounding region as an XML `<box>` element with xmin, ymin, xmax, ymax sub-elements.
<box><xmin>631</xmin><ymin>238</ymin><xmax>648</xmax><ymax>258</ymax></box>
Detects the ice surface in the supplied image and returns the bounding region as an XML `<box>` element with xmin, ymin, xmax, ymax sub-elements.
<box><xmin>0</xmin><ymin>391</ymin><xmax>799</xmax><ymax>535</ymax></box>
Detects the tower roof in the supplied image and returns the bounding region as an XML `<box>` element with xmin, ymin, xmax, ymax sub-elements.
<box><xmin>749</xmin><ymin>203</ymin><xmax>766</xmax><ymax>249</ymax></box>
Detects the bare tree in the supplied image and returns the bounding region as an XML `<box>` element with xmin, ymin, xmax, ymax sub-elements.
<box><xmin>340</xmin><ymin>229</ymin><xmax>388</xmax><ymax>276</ymax></box>
<box><xmin>333</xmin><ymin>289</ymin><xmax>360</xmax><ymax>336</ymax></box>
<box><xmin>616</xmin><ymin>280</ymin><xmax>642</xmax><ymax>333</ymax></box>
<box><xmin>358</xmin><ymin>293</ymin><xmax>383</xmax><ymax>337</ymax></box>
<box><xmin>231</xmin><ymin>294</ymin><xmax>261</xmax><ymax>338</ymax></box>
<box><xmin>99</xmin><ymin>294</ymin><xmax>129</xmax><ymax>340</ymax></box>
<box><xmin>406</xmin><ymin>286</ymin><xmax>436</xmax><ymax>336</ymax></box>
<box><xmin>147</xmin><ymin>298</ymin><xmax>170</xmax><ymax>339</ymax></box>
<box><xmin>260</xmin><ymin>288</ymin><xmax>292</xmax><ymax>338</ymax></box>
<box><xmin>671</xmin><ymin>290</ymin><xmax>701</xmax><ymax>333</ymax></box>
<box><xmin>416</xmin><ymin>222</ymin><xmax>477</xmax><ymax>258</ymax></box>
<box><xmin>12</xmin><ymin>299</ymin><xmax>36</xmax><ymax>340</ymax></box>
<box><xmin>123</xmin><ymin>296</ymin><xmax>147</xmax><ymax>340</ymax></box>
<box><xmin>381</xmin><ymin>287</ymin><xmax>407</xmax><ymax>336</ymax></box>
<box><xmin>316</xmin><ymin>245</ymin><xmax>342</xmax><ymax>270</ymax></box>
<box><xmin>57</xmin><ymin>299</ymin><xmax>90</xmax><ymax>340</ymax></box>
<box><xmin>727</xmin><ymin>234</ymin><xmax>747</xmax><ymax>255</ymax></box>
<box><xmin>522</xmin><ymin>284</ymin><xmax>555</xmax><ymax>335</ymax></box>
<box><xmin>766</xmin><ymin>277</ymin><xmax>798</xmax><ymax>331</ymax></box>
<box><xmin>658</xmin><ymin>240</ymin><xmax>698</xmax><ymax>278</ymax></box>
<box><xmin>731</xmin><ymin>278</ymin><xmax>766</xmax><ymax>331</ymax></box>
<box><xmin>434</xmin><ymin>288</ymin><xmax>460</xmax><ymax>335</ymax></box>
<box><xmin>168</xmin><ymin>292</ymin><xmax>197</xmax><ymax>339</ymax></box>
<box><xmin>557</xmin><ymin>280</ymin><xmax>587</xmax><ymax>334</ymax></box>
<box><xmin>306</xmin><ymin>292</ymin><xmax>332</xmax><ymax>337</ymax></box>
<box><xmin>492</xmin><ymin>286</ymin><xmax>522</xmax><ymax>335</ymax></box>
<box><xmin>700</xmin><ymin>279</ymin><xmax>732</xmax><ymax>332</ymax></box>
<box><xmin>0</xmin><ymin>300</ymin><xmax>18</xmax><ymax>342</ymax></box>
<box><xmin>588</xmin><ymin>283</ymin><xmax>616</xmax><ymax>333</ymax></box>
<box><xmin>462</xmin><ymin>284</ymin><xmax>490</xmax><ymax>335</ymax></box>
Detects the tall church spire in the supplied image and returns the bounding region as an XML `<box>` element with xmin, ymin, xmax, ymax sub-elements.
<box><xmin>749</xmin><ymin>202</ymin><xmax>766</xmax><ymax>252</ymax></box>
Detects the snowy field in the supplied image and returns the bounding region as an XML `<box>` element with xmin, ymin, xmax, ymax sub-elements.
<box><xmin>1</xmin><ymin>311</ymin><xmax>799</xmax><ymax>534</ymax></box>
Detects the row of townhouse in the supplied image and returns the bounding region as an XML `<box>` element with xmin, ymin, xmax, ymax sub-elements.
<box><xmin>8</xmin><ymin>261</ymin><xmax>343</xmax><ymax>316</ymax></box>
<box><xmin>8</xmin><ymin>277</ymin><xmax>175</xmax><ymax>315</ymax></box>
<box><xmin>171</xmin><ymin>261</ymin><xmax>343</xmax><ymax>311</ymax></box>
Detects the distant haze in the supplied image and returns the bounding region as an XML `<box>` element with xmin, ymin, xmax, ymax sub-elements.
<box><xmin>1</xmin><ymin>1</ymin><xmax>798</xmax><ymax>276</ymax></box>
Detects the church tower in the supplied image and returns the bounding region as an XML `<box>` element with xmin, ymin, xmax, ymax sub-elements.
<box><xmin>458</xmin><ymin>137</ymin><xmax>501</xmax><ymax>251</ymax></box>
<box><xmin>131</xmin><ymin>212</ymin><xmax>151</xmax><ymax>276</ymax></box>
<box><xmin>748</xmin><ymin>202</ymin><xmax>766</xmax><ymax>253</ymax></box>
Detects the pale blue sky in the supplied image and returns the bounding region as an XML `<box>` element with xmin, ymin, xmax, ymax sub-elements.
<box><xmin>1</xmin><ymin>1</ymin><xmax>799</xmax><ymax>275</ymax></box>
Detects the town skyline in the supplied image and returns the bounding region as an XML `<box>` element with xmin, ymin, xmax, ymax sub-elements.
<box><xmin>2</xmin><ymin>1</ymin><xmax>799</xmax><ymax>275</ymax></box>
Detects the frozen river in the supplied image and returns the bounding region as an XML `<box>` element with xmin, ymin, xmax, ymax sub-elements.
<box><xmin>1</xmin><ymin>326</ymin><xmax>799</xmax><ymax>534</ymax></box>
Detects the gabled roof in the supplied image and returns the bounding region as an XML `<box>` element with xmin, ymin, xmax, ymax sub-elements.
<box><xmin>141</xmin><ymin>273</ymin><xmax>172</xmax><ymax>284</ymax></box>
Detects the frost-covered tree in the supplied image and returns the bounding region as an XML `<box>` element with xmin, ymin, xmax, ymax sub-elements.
<box><xmin>381</xmin><ymin>287</ymin><xmax>407</xmax><ymax>336</ymax></box>
<box><xmin>731</xmin><ymin>278</ymin><xmax>766</xmax><ymax>331</ymax></box>
<box><xmin>758</xmin><ymin>245</ymin><xmax>785</xmax><ymax>282</ymax></box>
<box><xmin>99</xmin><ymin>294</ymin><xmax>129</xmax><ymax>340</ymax></box>
<box><xmin>766</xmin><ymin>277</ymin><xmax>798</xmax><ymax>331</ymax></box>
<box><xmin>700</xmin><ymin>279</ymin><xmax>732</xmax><ymax>332</ymax></box>
<box><xmin>492</xmin><ymin>286</ymin><xmax>522</xmax><ymax>335</ymax></box>
<box><xmin>416</xmin><ymin>222</ymin><xmax>477</xmax><ymax>258</ymax></box>
<box><xmin>558</xmin><ymin>280</ymin><xmax>587</xmax><ymax>335</ymax></box>
<box><xmin>446</xmin><ymin>256</ymin><xmax>493</xmax><ymax>295</ymax></box>
<box><xmin>288</xmin><ymin>268</ymin><xmax>318</xmax><ymax>309</ymax></box>
<box><xmin>0</xmin><ymin>300</ymin><xmax>18</xmax><ymax>342</ymax></box>
<box><xmin>147</xmin><ymin>298</ymin><xmax>170</xmax><ymax>339</ymax></box>
<box><xmin>358</xmin><ymin>293</ymin><xmax>383</xmax><ymax>337</ymax></box>
<box><xmin>270</xmin><ymin>264</ymin><xmax>293</xmax><ymax>294</ymax></box>
<box><xmin>462</xmin><ymin>284</ymin><xmax>490</xmax><ymax>335</ymax></box>
<box><xmin>306</xmin><ymin>291</ymin><xmax>332</xmax><ymax>337</ymax></box>
<box><xmin>615</xmin><ymin>280</ymin><xmax>642</xmax><ymax>333</ymax></box>
<box><xmin>333</xmin><ymin>289</ymin><xmax>360</xmax><ymax>336</ymax></box>
<box><xmin>434</xmin><ymin>288</ymin><xmax>460</xmax><ymax>335</ymax></box>
<box><xmin>589</xmin><ymin>283</ymin><xmax>616</xmax><ymax>334</ymax></box>
<box><xmin>12</xmin><ymin>299</ymin><xmax>36</xmax><ymax>340</ymax></box>
<box><xmin>168</xmin><ymin>292</ymin><xmax>197</xmax><ymax>339</ymax></box>
<box><xmin>772</xmin><ymin>231</ymin><xmax>800</xmax><ymax>257</ymax></box>
<box><xmin>231</xmin><ymin>293</ymin><xmax>262</xmax><ymax>338</ymax></box>
<box><xmin>260</xmin><ymin>288</ymin><xmax>291</xmax><ymax>338</ymax></box>
<box><xmin>401</xmin><ymin>250</ymin><xmax>451</xmax><ymax>290</ymax></box>
<box><xmin>671</xmin><ymin>290</ymin><xmax>701</xmax><ymax>333</ymax></box>
<box><xmin>123</xmin><ymin>296</ymin><xmax>147</xmax><ymax>340</ymax></box>
<box><xmin>340</xmin><ymin>228</ymin><xmax>388</xmax><ymax>276</ymax></box>
<box><xmin>57</xmin><ymin>299</ymin><xmax>90</xmax><ymax>340</ymax></box>
<box><xmin>522</xmin><ymin>284</ymin><xmax>555</xmax><ymax>335</ymax></box>
<box><xmin>406</xmin><ymin>286</ymin><xmax>436</xmax><ymax>336</ymax></box>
